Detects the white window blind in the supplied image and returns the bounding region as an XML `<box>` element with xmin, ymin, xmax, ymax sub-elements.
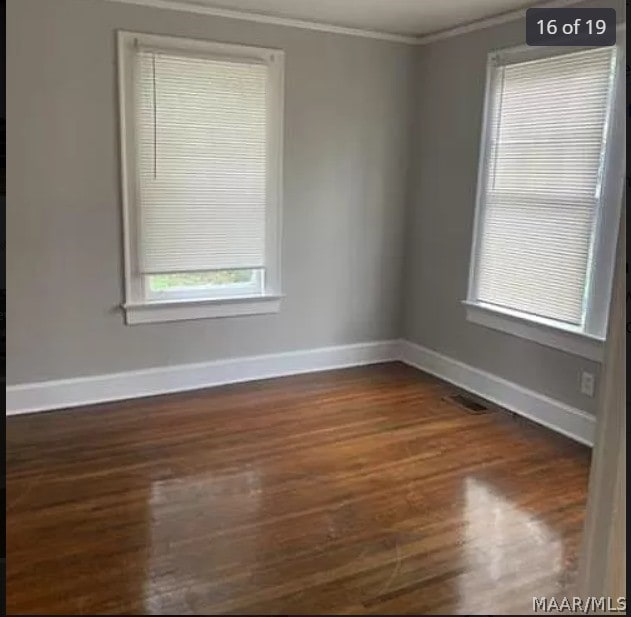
<box><xmin>473</xmin><ymin>47</ymin><xmax>616</xmax><ymax>326</ymax></box>
<box><xmin>134</xmin><ymin>49</ymin><xmax>268</xmax><ymax>274</ymax></box>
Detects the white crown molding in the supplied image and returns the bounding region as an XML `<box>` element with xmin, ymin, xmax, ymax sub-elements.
<box><xmin>414</xmin><ymin>0</ymin><xmax>585</xmax><ymax>45</ymax></box>
<box><xmin>101</xmin><ymin>0</ymin><xmax>420</xmax><ymax>44</ymax></box>
<box><xmin>102</xmin><ymin>0</ymin><xmax>587</xmax><ymax>45</ymax></box>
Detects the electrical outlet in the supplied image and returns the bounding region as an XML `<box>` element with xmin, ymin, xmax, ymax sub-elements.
<box><xmin>580</xmin><ymin>371</ymin><xmax>595</xmax><ymax>397</ymax></box>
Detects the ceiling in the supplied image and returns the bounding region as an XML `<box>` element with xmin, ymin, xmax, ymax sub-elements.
<box><xmin>166</xmin><ymin>0</ymin><xmax>547</xmax><ymax>37</ymax></box>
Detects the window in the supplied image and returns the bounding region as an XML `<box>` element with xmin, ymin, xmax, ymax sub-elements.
<box><xmin>118</xmin><ymin>32</ymin><xmax>284</xmax><ymax>324</ymax></box>
<box><xmin>466</xmin><ymin>40</ymin><xmax>624</xmax><ymax>361</ymax></box>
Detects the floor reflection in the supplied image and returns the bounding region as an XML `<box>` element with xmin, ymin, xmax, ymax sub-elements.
<box><xmin>457</xmin><ymin>477</ymin><xmax>566</xmax><ymax>614</ymax></box>
<box><xmin>143</xmin><ymin>467</ymin><xmax>263</xmax><ymax>614</ymax></box>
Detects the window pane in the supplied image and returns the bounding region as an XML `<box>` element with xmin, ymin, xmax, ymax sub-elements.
<box><xmin>148</xmin><ymin>269</ymin><xmax>258</xmax><ymax>292</ymax></box>
<box><xmin>474</xmin><ymin>47</ymin><xmax>616</xmax><ymax>326</ymax></box>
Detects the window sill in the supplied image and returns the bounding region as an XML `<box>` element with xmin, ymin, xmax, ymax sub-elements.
<box><xmin>463</xmin><ymin>301</ymin><xmax>605</xmax><ymax>362</ymax></box>
<box><xmin>123</xmin><ymin>294</ymin><xmax>282</xmax><ymax>325</ymax></box>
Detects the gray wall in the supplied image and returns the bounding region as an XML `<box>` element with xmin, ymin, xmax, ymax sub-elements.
<box><xmin>7</xmin><ymin>0</ymin><xmax>621</xmax><ymax>416</ymax></box>
<box><xmin>402</xmin><ymin>0</ymin><xmax>624</xmax><ymax>415</ymax></box>
<box><xmin>6</xmin><ymin>0</ymin><xmax>414</xmax><ymax>383</ymax></box>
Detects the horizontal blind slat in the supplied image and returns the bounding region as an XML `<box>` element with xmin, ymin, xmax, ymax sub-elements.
<box><xmin>476</xmin><ymin>47</ymin><xmax>615</xmax><ymax>324</ymax></box>
<box><xmin>135</xmin><ymin>51</ymin><xmax>269</xmax><ymax>274</ymax></box>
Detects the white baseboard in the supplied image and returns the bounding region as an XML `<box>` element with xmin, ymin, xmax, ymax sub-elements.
<box><xmin>5</xmin><ymin>338</ymin><xmax>596</xmax><ymax>447</ymax></box>
<box><xmin>398</xmin><ymin>339</ymin><xmax>595</xmax><ymax>446</ymax></box>
<box><xmin>6</xmin><ymin>340</ymin><xmax>398</xmax><ymax>416</ymax></box>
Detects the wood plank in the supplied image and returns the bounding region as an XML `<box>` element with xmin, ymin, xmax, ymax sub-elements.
<box><xmin>6</xmin><ymin>362</ymin><xmax>590</xmax><ymax>614</ymax></box>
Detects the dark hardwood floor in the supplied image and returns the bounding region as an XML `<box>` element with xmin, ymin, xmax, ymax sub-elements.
<box><xmin>6</xmin><ymin>362</ymin><xmax>591</xmax><ymax>615</ymax></box>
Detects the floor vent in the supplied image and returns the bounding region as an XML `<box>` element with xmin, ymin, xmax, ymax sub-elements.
<box><xmin>444</xmin><ymin>393</ymin><xmax>490</xmax><ymax>414</ymax></box>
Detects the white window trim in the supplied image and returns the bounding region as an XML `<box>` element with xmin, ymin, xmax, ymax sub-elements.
<box><xmin>464</xmin><ymin>301</ymin><xmax>605</xmax><ymax>362</ymax></box>
<box><xmin>124</xmin><ymin>295</ymin><xmax>283</xmax><ymax>325</ymax></box>
<box><xmin>464</xmin><ymin>29</ymin><xmax>625</xmax><ymax>361</ymax></box>
<box><xmin>117</xmin><ymin>31</ymin><xmax>284</xmax><ymax>325</ymax></box>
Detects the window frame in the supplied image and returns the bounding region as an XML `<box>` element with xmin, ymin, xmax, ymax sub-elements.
<box><xmin>464</xmin><ymin>32</ymin><xmax>625</xmax><ymax>362</ymax></box>
<box><xmin>117</xmin><ymin>31</ymin><xmax>284</xmax><ymax>325</ymax></box>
